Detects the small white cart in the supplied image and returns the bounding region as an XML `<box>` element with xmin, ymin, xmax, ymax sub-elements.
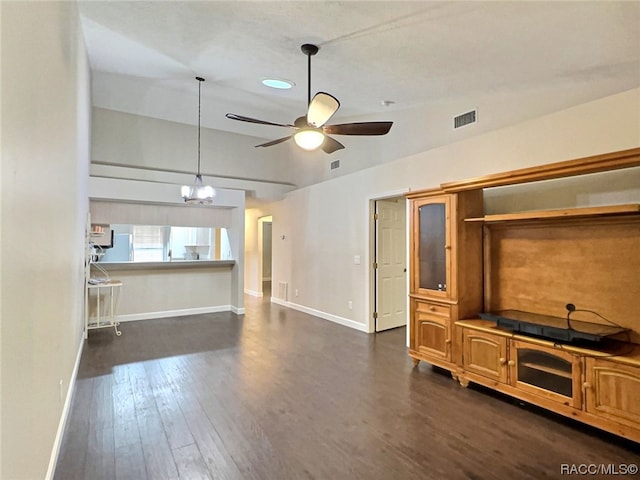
<box><xmin>85</xmin><ymin>279</ymin><xmax>122</xmax><ymax>338</ymax></box>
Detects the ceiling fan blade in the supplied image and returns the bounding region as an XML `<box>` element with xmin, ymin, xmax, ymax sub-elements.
<box><xmin>255</xmin><ymin>136</ymin><xmax>292</xmax><ymax>148</ymax></box>
<box><xmin>321</xmin><ymin>135</ymin><xmax>345</xmax><ymax>154</ymax></box>
<box><xmin>226</xmin><ymin>113</ymin><xmax>294</xmax><ymax>128</ymax></box>
<box><xmin>307</xmin><ymin>92</ymin><xmax>340</xmax><ymax>128</ymax></box>
<box><xmin>323</xmin><ymin>121</ymin><xmax>393</xmax><ymax>136</ymax></box>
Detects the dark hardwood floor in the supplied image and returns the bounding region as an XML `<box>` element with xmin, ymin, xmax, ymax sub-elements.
<box><xmin>55</xmin><ymin>293</ymin><xmax>639</xmax><ymax>480</ymax></box>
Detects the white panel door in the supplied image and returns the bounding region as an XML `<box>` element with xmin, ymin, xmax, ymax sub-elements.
<box><xmin>376</xmin><ymin>198</ymin><xmax>407</xmax><ymax>331</ymax></box>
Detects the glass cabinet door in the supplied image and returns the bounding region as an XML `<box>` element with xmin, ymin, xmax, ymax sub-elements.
<box><xmin>509</xmin><ymin>340</ymin><xmax>582</xmax><ymax>408</ymax></box>
<box><xmin>516</xmin><ymin>348</ymin><xmax>572</xmax><ymax>398</ymax></box>
<box><xmin>414</xmin><ymin>196</ymin><xmax>450</xmax><ymax>296</ymax></box>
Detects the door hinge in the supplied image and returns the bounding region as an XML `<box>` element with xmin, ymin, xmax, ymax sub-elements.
<box><xmin>373</xmin><ymin>312</ymin><xmax>378</xmax><ymax>319</ymax></box>
<box><xmin>373</xmin><ymin>262</ymin><xmax>378</xmax><ymax>269</ymax></box>
<box><xmin>374</xmin><ymin>213</ymin><xmax>379</xmax><ymax>220</ymax></box>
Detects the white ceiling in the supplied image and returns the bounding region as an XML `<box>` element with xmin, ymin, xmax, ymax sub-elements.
<box><xmin>79</xmin><ymin>1</ymin><xmax>640</xmax><ymax>169</ymax></box>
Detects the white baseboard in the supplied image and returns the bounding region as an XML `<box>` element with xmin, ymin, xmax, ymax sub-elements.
<box><xmin>45</xmin><ymin>335</ymin><xmax>84</xmax><ymax>480</ymax></box>
<box><xmin>244</xmin><ymin>288</ymin><xmax>264</xmax><ymax>297</ymax></box>
<box><xmin>119</xmin><ymin>305</ymin><xmax>235</xmax><ymax>322</ymax></box>
<box><xmin>270</xmin><ymin>296</ymin><xmax>286</xmax><ymax>306</ymax></box>
<box><xmin>270</xmin><ymin>297</ymin><xmax>369</xmax><ymax>333</ymax></box>
<box><xmin>230</xmin><ymin>305</ymin><xmax>245</xmax><ymax>315</ymax></box>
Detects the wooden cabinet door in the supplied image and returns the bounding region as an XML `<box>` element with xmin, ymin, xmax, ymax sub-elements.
<box><xmin>411</xmin><ymin>196</ymin><xmax>452</xmax><ymax>299</ymax></box>
<box><xmin>462</xmin><ymin>330</ymin><xmax>508</xmax><ymax>383</ymax></box>
<box><xmin>585</xmin><ymin>358</ymin><xmax>640</xmax><ymax>428</ymax></box>
<box><xmin>509</xmin><ymin>340</ymin><xmax>582</xmax><ymax>408</ymax></box>
<box><xmin>413</xmin><ymin>300</ymin><xmax>451</xmax><ymax>361</ymax></box>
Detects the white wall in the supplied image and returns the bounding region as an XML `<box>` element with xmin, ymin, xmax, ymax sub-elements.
<box><xmin>90</xmin><ymin>200</ymin><xmax>233</xmax><ymax>228</ymax></box>
<box><xmin>0</xmin><ymin>2</ymin><xmax>90</xmax><ymax>479</ymax></box>
<box><xmin>269</xmin><ymin>88</ymin><xmax>640</xmax><ymax>332</ymax></box>
<box><xmin>92</xmin><ymin>107</ymin><xmax>296</xmax><ymax>202</ymax></box>
<box><xmin>100</xmin><ymin>265</ymin><xmax>234</xmax><ymax>319</ymax></box>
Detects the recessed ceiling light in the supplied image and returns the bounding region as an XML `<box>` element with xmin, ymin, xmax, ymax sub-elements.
<box><xmin>262</xmin><ymin>78</ymin><xmax>295</xmax><ymax>89</ymax></box>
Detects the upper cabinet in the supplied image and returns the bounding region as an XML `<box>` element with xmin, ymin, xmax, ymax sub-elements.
<box><xmin>407</xmin><ymin>189</ymin><xmax>483</xmax><ymax>369</ymax></box>
<box><xmin>412</xmin><ymin>195</ymin><xmax>451</xmax><ymax>298</ymax></box>
<box><xmin>408</xmin><ymin>189</ymin><xmax>483</xmax><ymax>310</ymax></box>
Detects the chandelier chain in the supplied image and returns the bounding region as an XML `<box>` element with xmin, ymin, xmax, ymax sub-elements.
<box><xmin>197</xmin><ymin>77</ymin><xmax>202</xmax><ymax>176</ymax></box>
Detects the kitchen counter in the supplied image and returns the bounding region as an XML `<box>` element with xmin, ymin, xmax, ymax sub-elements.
<box><xmin>95</xmin><ymin>260</ymin><xmax>235</xmax><ymax>271</ymax></box>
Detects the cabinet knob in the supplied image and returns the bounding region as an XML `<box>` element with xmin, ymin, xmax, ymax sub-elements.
<box><xmin>445</xmin><ymin>339</ymin><xmax>452</xmax><ymax>344</ymax></box>
<box><xmin>507</xmin><ymin>360</ymin><xmax>516</xmax><ymax>366</ymax></box>
<box><xmin>582</xmin><ymin>382</ymin><xmax>592</xmax><ymax>390</ymax></box>
<box><xmin>429</xmin><ymin>306</ymin><xmax>436</xmax><ymax>311</ymax></box>
<box><xmin>499</xmin><ymin>357</ymin><xmax>507</xmax><ymax>365</ymax></box>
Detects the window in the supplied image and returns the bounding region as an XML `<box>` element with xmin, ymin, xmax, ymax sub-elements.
<box><xmin>132</xmin><ymin>225</ymin><xmax>167</xmax><ymax>261</ymax></box>
<box><xmin>169</xmin><ymin>226</ymin><xmax>213</xmax><ymax>260</ymax></box>
<box><xmin>99</xmin><ymin>225</ymin><xmax>232</xmax><ymax>263</ymax></box>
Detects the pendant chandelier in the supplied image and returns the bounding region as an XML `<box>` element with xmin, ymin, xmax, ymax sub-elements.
<box><xmin>181</xmin><ymin>76</ymin><xmax>215</xmax><ymax>205</ymax></box>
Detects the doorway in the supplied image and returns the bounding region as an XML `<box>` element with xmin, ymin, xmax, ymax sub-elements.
<box><xmin>372</xmin><ymin>197</ymin><xmax>407</xmax><ymax>332</ymax></box>
<box><xmin>262</xmin><ymin>220</ymin><xmax>272</xmax><ymax>298</ymax></box>
<box><xmin>258</xmin><ymin>215</ymin><xmax>273</xmax><ymax>298</ymax></box>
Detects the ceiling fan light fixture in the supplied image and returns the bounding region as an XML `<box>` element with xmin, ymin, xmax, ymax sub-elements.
<box><xmin>262</xmin><ymin>78</ymin><xmax>295</xmax><ymax>90</ymax></box>
<box><xmin>181</xmin><ymin>76</ymin><xmax>214</xmax><ymax>205</ymax></box>
<box><xmin>294</xmin><ymin>128</ymin><xmax>325</xmax><ymax>151</ymax></box>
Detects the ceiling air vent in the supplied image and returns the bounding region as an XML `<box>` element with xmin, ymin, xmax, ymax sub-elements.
<box><xmin>330</xmin><ymin>160</ymin><xmax>340</xmax><ymax>170</ymax></box>
<box><xmin>454</xmin><ymin>109</ymin><xmax>477</xmax><ymax>129</ymax></box>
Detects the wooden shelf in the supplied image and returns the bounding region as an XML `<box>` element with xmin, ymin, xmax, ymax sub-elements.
<box><xmin>520</xmin><ymin>362</ymin><xmax>572</xmax><ymax>379</ymax></box>
<box><xmin>441</xmin><ymin>147</ymin><xmax>640</xmax><ymax>192</ymax></box>
<box><xmin>465</xmin><ymin>204</ymin><xmax>640</xmax><ymax>223</ymax></box>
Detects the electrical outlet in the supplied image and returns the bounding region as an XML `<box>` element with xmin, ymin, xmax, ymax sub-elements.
<box><xmin>348</xmin><ymin>300</ymin><xmax>353</xmax><ymax>310</ymax></box>
<box><xmin>295</xmin><ymin>289</ymin><xmax>299</xmax><ymax>297</ymax></box>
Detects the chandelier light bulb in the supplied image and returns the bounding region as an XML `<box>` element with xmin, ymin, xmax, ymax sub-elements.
<box><xmin>182</xmin><ymin>174</ymin><xmax>215</xmax><ymax>205</ymax></box>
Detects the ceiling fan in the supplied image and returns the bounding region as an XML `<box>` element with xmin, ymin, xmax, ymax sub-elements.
<box><xmin>226</xmin><ymin>43</ymin><xmax>393</xmax><ymax>154</ymax></box>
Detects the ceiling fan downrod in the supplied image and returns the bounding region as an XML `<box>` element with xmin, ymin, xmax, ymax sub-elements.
<box><xmin>301</xmin><ymin>43</ymin><xmax>319</xmax><ymax>107</ymax></box>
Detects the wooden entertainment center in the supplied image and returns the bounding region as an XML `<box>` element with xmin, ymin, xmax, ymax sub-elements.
<box><xmin>407</xmin><ymin>147</ymin><xmax>640</xmax><ymax>442</ymax></box>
